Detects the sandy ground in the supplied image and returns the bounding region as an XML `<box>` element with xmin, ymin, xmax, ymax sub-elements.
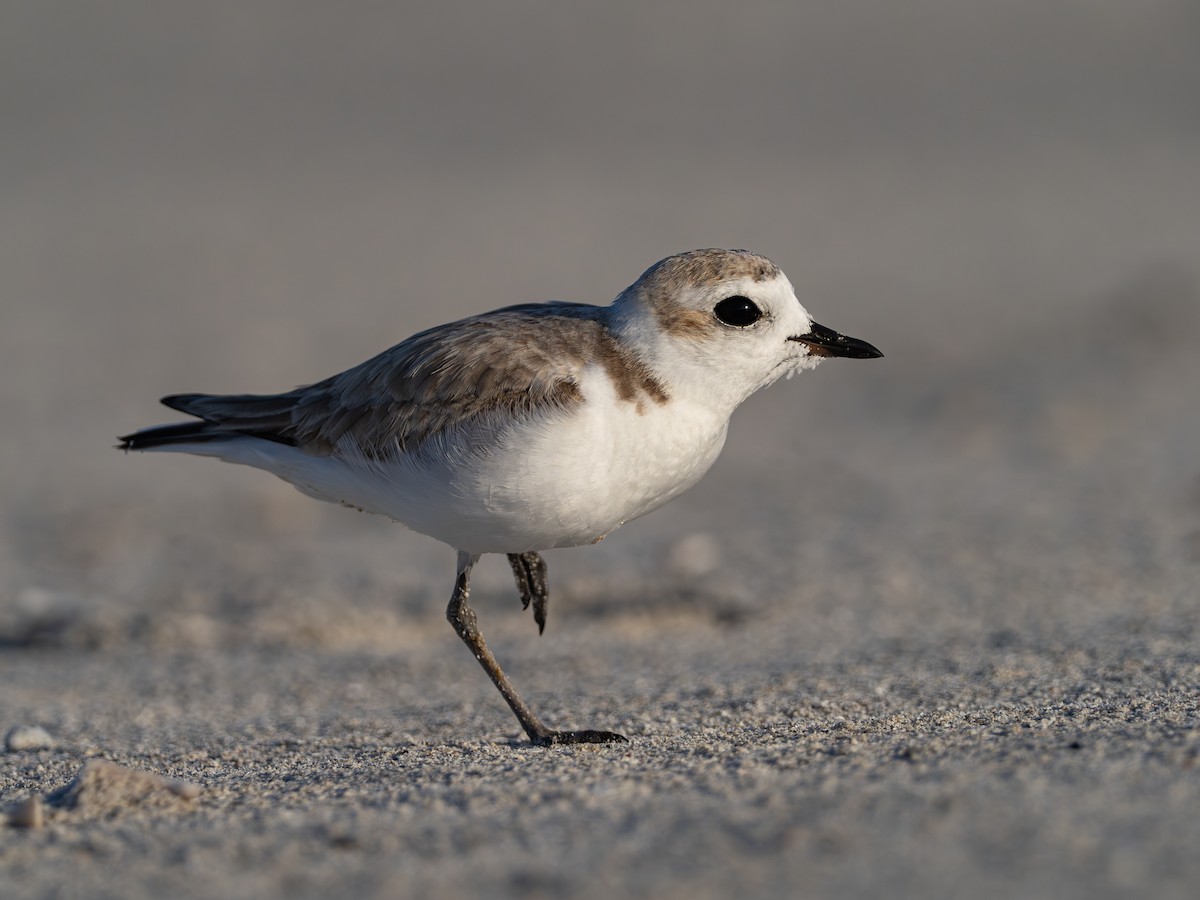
<box><xmin>3</xmin><ymin>2</ymin><xmax>1199</xmax><ymax>898</ymax></box>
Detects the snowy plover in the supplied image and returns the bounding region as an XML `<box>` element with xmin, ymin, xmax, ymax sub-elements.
<box><xmin>119</xmin><ymin>249</ymin><xmax>882</xmax><ymax>745</ymax></box>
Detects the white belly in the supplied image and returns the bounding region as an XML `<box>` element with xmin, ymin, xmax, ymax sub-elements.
<box><xmin>198</xmin><ymin>364</ymin><xmax>730</xmax><ymax>554</ymax></box>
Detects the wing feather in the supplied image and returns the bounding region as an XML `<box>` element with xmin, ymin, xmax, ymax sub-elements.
<box><xmin>162</xmin><ymin>304</ymin><xmax>617</xmax><ymax>457</ymax></box>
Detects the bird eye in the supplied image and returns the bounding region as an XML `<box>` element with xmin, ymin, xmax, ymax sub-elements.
<box><xmin>714</xmin><ymin>296</ymin><xmax>763</xmax><ymax>327</ymax></box>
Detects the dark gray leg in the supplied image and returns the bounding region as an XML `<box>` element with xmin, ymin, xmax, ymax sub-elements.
<box><xmin>507</xmin><ymin>551</ymin><xmax>549</xmax><ymax>634</ymax></box>
<box><xmin>446</xmin><ymin>551</ymin><xmax>627</xmax><ymax>747</ymax></box>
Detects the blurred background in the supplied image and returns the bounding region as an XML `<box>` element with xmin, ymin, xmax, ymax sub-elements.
<box><xmin>2</xmin><ymin>0</ymin><xmax>1198</xmax><ymax>651</ymax></box>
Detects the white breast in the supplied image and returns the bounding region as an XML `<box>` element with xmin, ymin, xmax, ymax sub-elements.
<box><xmin>446</xmin><ymin>362</ymin><xmax>731</xmax><ymax>551</ymax></box>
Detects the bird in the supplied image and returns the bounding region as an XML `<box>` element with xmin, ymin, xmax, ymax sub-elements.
<box><xmin>118</xmin><ymin>248</ymin><xmax>882</xmax><ymax>746</ymax></box>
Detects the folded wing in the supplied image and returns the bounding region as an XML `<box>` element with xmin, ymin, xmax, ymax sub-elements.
<box><xmin>119</xmin><ymin>304</ymin><xmax>606</xmax><ymax>457</ymax></box>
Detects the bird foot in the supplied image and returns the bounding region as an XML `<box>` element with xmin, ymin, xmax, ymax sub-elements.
<box><xmin>507</xmin><ymin>552</ymin><xmax>549</xmax><ymax>634</ymax></box>
<box><xmin>530</xmin><ymin>728</ymin><xmax>628</xmax><ymax>747</ymax></box>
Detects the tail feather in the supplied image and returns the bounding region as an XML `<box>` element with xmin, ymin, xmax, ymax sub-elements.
<box><xmin>119</xmin><ymin>391</ymin><xmax>304</xmax><ymax>451</ymax></box>
<box><xmin>117</xmin><ymin>420</ymin><xmax>235</xmax><ymax>451</ymax></box>
<box><xmin>162</xmin><ymin>392</ymin><xmax>301</xmax><ymax>423</ymax></box>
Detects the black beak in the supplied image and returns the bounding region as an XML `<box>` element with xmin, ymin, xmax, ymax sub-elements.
<box><xmin>788</xmin><ymin>322</ymin><xmax>883</xmax><ymax>359</ymax></box>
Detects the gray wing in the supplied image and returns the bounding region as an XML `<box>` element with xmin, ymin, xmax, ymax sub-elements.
<box><xmin>156</xmin><ymin>304</ymin><xmax>608</xmax><ymax>458</ymax></box>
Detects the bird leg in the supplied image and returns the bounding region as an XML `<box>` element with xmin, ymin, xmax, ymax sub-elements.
<box><xmin>446</xmin><ymin>551</ymin><xmax>627</xmax><ymax>747</ymax></box>
<box><xmin>507</xmin><ymin>551</ymin><xmax>549</xmax><ymax>634</ymax></box>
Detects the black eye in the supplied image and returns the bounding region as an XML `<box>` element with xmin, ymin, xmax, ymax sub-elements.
<box><xmin>714</xmin><ymin>295</ymin><xmax>763</xmax><ymax>327</ymax></box>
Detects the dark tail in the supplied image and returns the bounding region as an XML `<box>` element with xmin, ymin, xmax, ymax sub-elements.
<box><xmin>117</xmin><ymin>392</ymin><xmax>301</xmax><ymax>451</ymax></box>
<box><xmin>117</xmin><ymin>420</ymin><xmax>237</xmax><ymax>451</ymax></box>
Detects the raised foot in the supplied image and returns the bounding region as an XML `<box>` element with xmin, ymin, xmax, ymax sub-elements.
<box><xmin>507</xmin><ymin>552</ymin><xmax>549</xmax><ymax>634</ymax></box>
<box><xmin>531</xmin><ymin>729</ymin><xmax>629</xmax><ymax>747</ymax></box>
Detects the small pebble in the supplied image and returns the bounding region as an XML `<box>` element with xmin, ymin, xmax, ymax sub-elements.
<box><xmin>5</xmin><ymin>725</ymin><xmax>56</xmax><ymax>752</ymax></box>
<box><xmin>165</xmin><ymin>778</ymin><xmax>202</xmax><ymax>800</ymax></box>
<box><xmin>7</xmin><ymin>796</ymin><xmax>45</xmax><ymax>828</ymax></box>
<box><xmin>47</xmin><ymin>759</ymin><xmax>201</xmax><ymax>814</ymax></box>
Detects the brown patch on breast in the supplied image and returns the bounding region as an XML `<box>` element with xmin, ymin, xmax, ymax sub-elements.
<box><xmin>592</xmin><ymin>328</ymin><xmax>670</xmax><ymax>408</ymax></box>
